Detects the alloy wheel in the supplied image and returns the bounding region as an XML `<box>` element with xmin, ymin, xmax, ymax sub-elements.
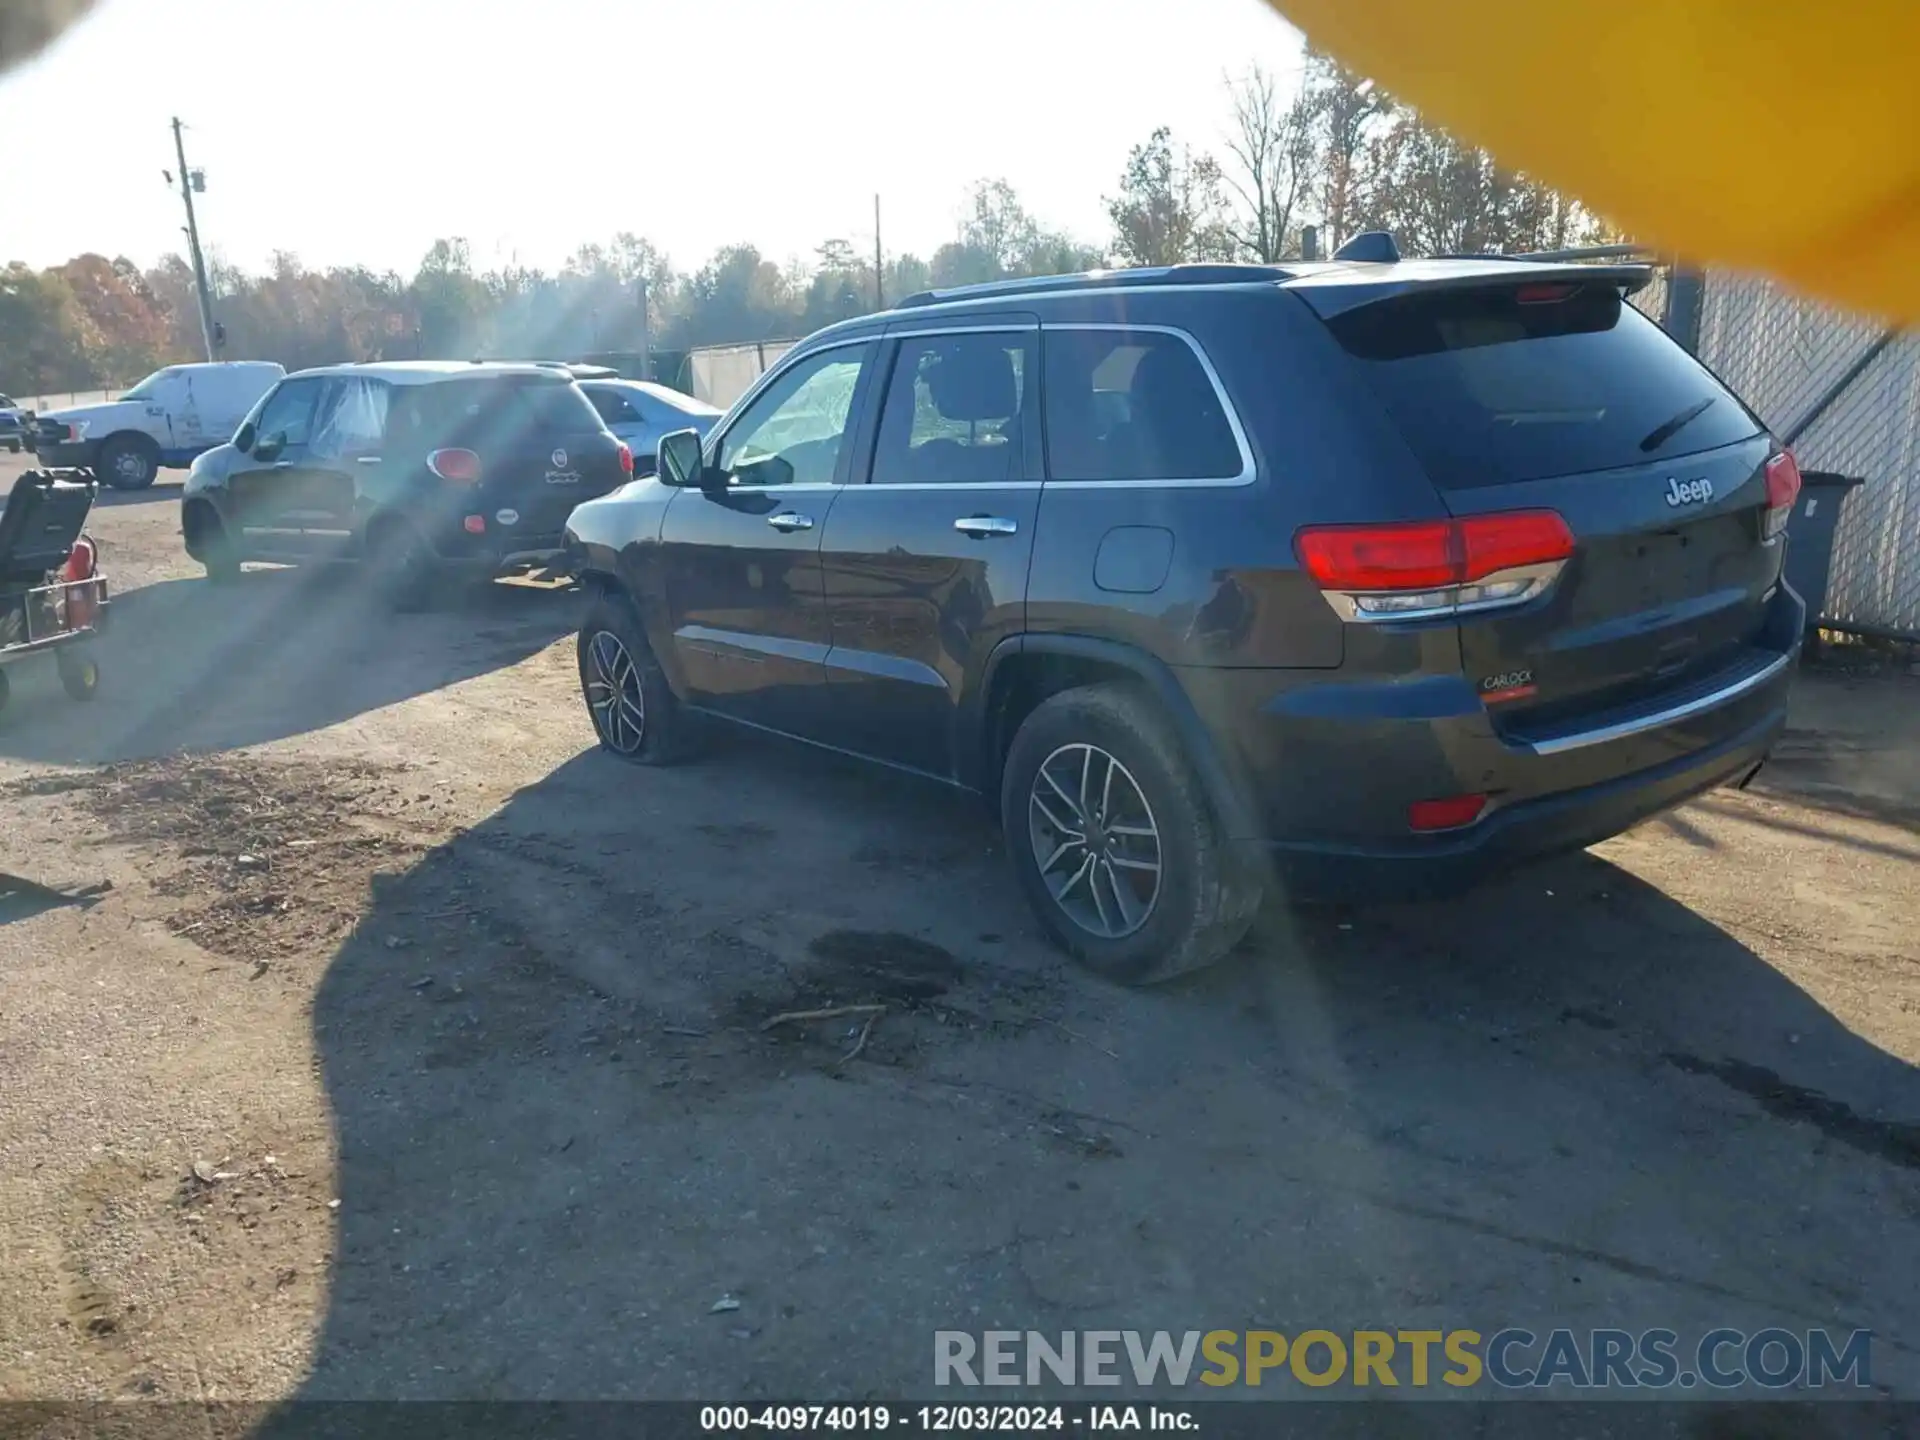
<box><xmin>584</xmin><ymin>630</ymin><xmax>646</xmax><ymax>754</ymax></box>
<box><xmin>1027</xmin><ymin>742</ymin><xmax>1163</xmax><ymax>940</ymax></box>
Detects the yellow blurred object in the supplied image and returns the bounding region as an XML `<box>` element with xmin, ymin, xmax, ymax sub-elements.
<box><xmin>1267</xmin><ymin>0</ymin><xmax>1920</xmax><ymax>320</ymax></box>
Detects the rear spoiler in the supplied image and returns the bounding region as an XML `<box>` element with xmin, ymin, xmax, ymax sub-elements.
<box><xmin>1282</xmin><ymin>262</ymin><xmax>1655</xmax><ymax>319</ymax></box>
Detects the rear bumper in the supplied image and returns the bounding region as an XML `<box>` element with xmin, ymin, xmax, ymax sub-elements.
<box><xmin>35</xmin><ymin>440</ymin><xmax>94</xmax><ymax>468</ymax></box>
<box><xmin>430</xmin><ymin>529</ymin><xmax>571</xmax><ymax>578</ymax></box>
<box><xmin>1256</xmin><ymin>700</ymin><xmax>1784</xmax><ymax>902</ymax></box>
<box><xmin>1192</xmin><ymin>586</ymin><xmax>1805</xmax><ymax>903</ymax></box>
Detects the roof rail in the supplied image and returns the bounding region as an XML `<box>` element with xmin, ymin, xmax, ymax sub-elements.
<box><xmin>895</xmin><ymin>263</ymin><xmax>1293</xmax><ymax>309</ymax></box>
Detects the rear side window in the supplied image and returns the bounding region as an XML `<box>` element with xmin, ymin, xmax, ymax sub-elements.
<box><xmin>585</xmin><ymin>387</ymin><xmax>642</xmax><ymax>426</ymax></box>
<box><xmin>392</xmin><ymin>378</ymin><xmax>606</xmax><ymax>452</ymax></box>
<box><xmin>871</xmin><ymin>332</ymin><xmax>1030</xmax><ymax>484</ymax></box>
<box><xmin>1325</xmin><ymin>284</ymin><xmax>1761</xmax><ymax>489</ymax></box>
<box><xmin>1043</xmin><ymin>329</ymin><xmax>1242</xmax><ymax>482</ymax></box>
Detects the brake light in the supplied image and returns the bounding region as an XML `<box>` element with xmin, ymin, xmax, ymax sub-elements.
<box><xmin>63</xmin><ymin>536</ymin><xmax>96</xmax><ymax>581</ymax></box>
<box><xmin>1408</xmin><ymin>794</ymin><xmax>1488</xmax><ymax>831</ymax></box>
<box><xmin>1295</xmin><ymin>511</ymin><xmax>1574</xmax><ymax>621</ymax></box>
<box><xmin>1515</xmin><ymin>283</ymin><xmax>1578</xmax><ymax>304</ymax></box>
<box><xmin>428</xmin><ymin>447</ymin><xmax>482</xmax><ymax>483</ymax></box>
<box><xmin>1763</xmin><ymin>450</ymin><xmax>1802</xmax><ymax>541</ymax></box>
<box><xmin>617</xmin><ymin>441</ymin><xmax>635</xmax><ymax>477</ymax></box>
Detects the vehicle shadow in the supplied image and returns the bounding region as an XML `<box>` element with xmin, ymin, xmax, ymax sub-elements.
<box><xmin>0</xmin><ymin>566</ymin><xmax>578</xmax><ymax>763</ymax></box>
<box><xmin>280</xmin><ymin>737</ymin><xmax>1920</xmax><ymax>1411</ymax></box>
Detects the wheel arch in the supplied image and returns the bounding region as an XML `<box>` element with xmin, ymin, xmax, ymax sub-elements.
<box><xmin>966</xmin><ymin>634</ymin><xmax>1263</xmax><ymax>842</ymax></box>
<box><xmin>180</xmin><ymin>495</ymin><xmax>225</xmax><ymax>558</ymax></box>
<box><xmin>573</xmin><ymin>551</ymin><xmax>692</xmax><ymax>703</ymax></box>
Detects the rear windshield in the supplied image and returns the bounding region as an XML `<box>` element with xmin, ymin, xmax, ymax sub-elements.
<box><xmin>394</xmin><ymin>378</ymin><xmax>606</xmax><ymax>451</ymax></box>
<box><xmin>1324</xmin><ymin>284</ymin><xmax>1760</xmax><ymax>489</ymax></box>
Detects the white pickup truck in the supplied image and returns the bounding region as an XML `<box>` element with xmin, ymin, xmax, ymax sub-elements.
<box><xmin>33</xmin><ymin>361</ymin><xmax>285</xmax><ymax>489</ymax></box>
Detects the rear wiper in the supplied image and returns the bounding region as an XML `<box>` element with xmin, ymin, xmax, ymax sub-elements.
<box><xmin>1638</xmin><ymin>396</ymin><xmax>1716</xmax><ymax>453</ymax></box>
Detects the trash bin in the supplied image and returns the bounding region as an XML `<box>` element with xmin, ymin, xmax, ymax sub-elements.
<box><xmin>1783</xmin><ymin>470</ymin><xmax>1865</xmax><ymax>632</ymax></box>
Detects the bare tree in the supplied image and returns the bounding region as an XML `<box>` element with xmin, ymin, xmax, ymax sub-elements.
<box><xmin>1107</xmin><ymin>127</ymin><xmax>1234</xmax><ymax>268</ymax></box>
<box><xmin>1305</xmin><ymin>48</ymin><xmax>1393</xmax><ymax>253</ymax></box>
<box><xmin>1221</xmin><ymin>66</ymin><xmax>1319</xmax><ymax>263</ymax></box>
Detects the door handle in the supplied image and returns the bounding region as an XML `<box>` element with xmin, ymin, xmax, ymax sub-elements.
<box><xmin>355</xmin><ymin>455</ymin><xmax>382</xmax><ymax>466</ymax></box>
<box><xmin>954</xmin><ymin>515</ymin><xmax>1018</xmax><ymax>538</ymax></box>
<box><xmin>273</xmin><ymin>461</ymin><xmax>294</xmax><ymax>470</ymax></box>
<box><xmin>766</xmin><ymin>512</ymin><xmax>814</xmax><ymax>532</ymax></box>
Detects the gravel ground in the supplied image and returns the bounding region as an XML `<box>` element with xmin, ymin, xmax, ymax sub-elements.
<box><xmin>1</xmin><ymin>454</ymin><xmax>1917</xmax><ymax>1416</ymax></box>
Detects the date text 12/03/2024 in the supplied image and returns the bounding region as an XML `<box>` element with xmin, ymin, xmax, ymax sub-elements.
<box><xmin>700</xmin><ymin>1406</ymin><xmax>1192</xmax><ymax>1432</ymax></box>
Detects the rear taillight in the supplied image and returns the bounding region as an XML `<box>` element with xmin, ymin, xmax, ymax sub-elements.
<box><xmin>1763</xmin><ymin>449</ymin><xmax>1802</xmax><ymax>541</ymax></box>
<box><xmin>428</xmin><ymin>447</ymin><xmax>482</xmax><ymax>483</ymax></box>
<box><xmin>63</xmin><ymin>536</ymin><xmax>96</xmax><ymax>581</ymax></box>
<box><xmin>1295</xmin><ymin>510</ymin><xmax>1574</xmax><ymax>621</ymax></box>
<box><xmin>1408</xmin><ymin>793</ymin><xmax>1488</xmax><ymax>832</ymax></box>
<box><xmin>617</xmin><ymin>441</ymin><xmax>635</xmax><ymax>477</ymax></box>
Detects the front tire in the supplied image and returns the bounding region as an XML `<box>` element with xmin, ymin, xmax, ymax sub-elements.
<box><xmin>97</xmin><ymin>434</ymin><xmax>159</xmax><ymax>491</ymax></box>
<box><xmin>1001</xmin><ymin>683</ymin><xmax>1263</xmax><ymax>984</ymax></box>
<box><xmin>576</xmin><ymin>589</ymin><xmax>693</xmax><ymax>765</ymax></box>
<box><xmin>186</xmin><ymin>505</ymin><xmax>241</xmax><ymax>584</ymax></box>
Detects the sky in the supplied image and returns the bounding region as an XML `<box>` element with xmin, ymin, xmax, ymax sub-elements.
<box><xmin>0</xmin><ymin>0</ymin><xmax>1306</xmax><ymax>280</ymax></box>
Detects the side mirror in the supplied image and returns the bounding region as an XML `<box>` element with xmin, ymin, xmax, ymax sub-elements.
<box><xmin>254</xmin><ymin>430</ymin><xmax>287</xmax><ymax>461</ymax></box>
<box><xmin>657</xmin><ymin>428</ymin><xmax>706</xmax><ymax>488</ymax></box>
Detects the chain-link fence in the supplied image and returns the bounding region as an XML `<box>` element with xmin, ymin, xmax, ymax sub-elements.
<box><xmin>1693</xmin><ymin>274</ymin><xmax>1918</xmax><ymax>640</ymax></box>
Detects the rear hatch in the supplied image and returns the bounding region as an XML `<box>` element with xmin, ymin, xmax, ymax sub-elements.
<box><xmin>436</xmin><ymin>376</ymin><xmax>628</xmax><ymax>537</ymax></box>
<box><xmin>1317</xmin><ymin>277</ymin><xmax>1784</xmax><ymax>734</ymax></box>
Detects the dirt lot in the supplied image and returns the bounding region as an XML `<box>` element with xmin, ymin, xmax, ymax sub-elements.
<box><xmin>1</xmin><ymin>453</ymin><xmax>1918</xmax><ymax>1411</ymax></box>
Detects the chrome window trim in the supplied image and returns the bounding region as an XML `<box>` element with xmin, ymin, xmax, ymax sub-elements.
<box><xmin>1522</xmin><ymin>652</ymin><xmax>1793</xmax><ymax>756</ymax></box>
<box><xmin>706</xmin><ymin>319</ymin><xmax>1260</xmax><ymax>492</ymax></box>
<box><xmin>884</xmin><ymin>322</ymin><xmax>1040</xmax><ymax>337</ymax></box>
<box><xmin>843</xmin><ymin>481</ymin><xmax>1043</xmax><ymax>493</ymax></box>
<box><xmin>1039</xmin><ymin>322</ymin><xmax>1256</xmax><ymax>489</ymax></box>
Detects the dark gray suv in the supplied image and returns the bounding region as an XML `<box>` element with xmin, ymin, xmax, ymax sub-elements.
<box><xmin>562</xmin><ymin>251</ymin><xmax>1803</xmax><ymax>983</ymax></box>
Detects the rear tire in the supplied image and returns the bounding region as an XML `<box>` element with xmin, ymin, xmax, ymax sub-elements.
<box><xmin>97</xmin><ymin>434</ymin><xmax>159</xmax><ymax>491</ymax></box>
<box><xmin>367</xmin><ymin>520</ymin><xmax>437</xmax><ymax>612</ymax></box>
<box><xmin>1001</xmin><ymin>683</ymin><xmax>1262</xmax><ymax>985</ymax></box>
<box><xmin>57</xmin><ymin>647</ymin><xmax>100</xmax><ymax>702</ymax></box>
<box><xmin>577</xmin><ymin>589</ymin><xmax>694</xmax><ymax>765</ymax></box>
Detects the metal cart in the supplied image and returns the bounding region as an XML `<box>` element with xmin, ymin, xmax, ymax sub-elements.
<box><xmin>0</xmin><ymin>468</ymin><xmax>110</xmax><ymax>718</ymax></box>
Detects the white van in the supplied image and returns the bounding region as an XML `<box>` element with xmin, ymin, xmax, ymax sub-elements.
<box><xmin>34</xmin><ymin>361</ymin><xmax>286</xmax><ymax>490</ymax></box>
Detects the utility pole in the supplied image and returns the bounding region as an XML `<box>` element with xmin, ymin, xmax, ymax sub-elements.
<box><xmin>874</xmin><ymin>194</ymin><xmax>884</xmax><ymax>311</ymax></box>
<box><xmin>171</xmin><ymin>117</ymin><xmax>218</xmax><ymax>362</ymax></box>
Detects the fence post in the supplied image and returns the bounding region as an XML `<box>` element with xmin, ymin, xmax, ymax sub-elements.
<box><xmin>1662</xmin><ymin>265</ymin><xmax>1705</xmax><ymax>353</ymax></box>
